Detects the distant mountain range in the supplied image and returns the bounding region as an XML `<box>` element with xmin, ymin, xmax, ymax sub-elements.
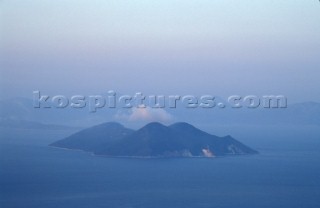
<box><xmin>50</xmin><ymin>122</ymin><xmax>258</xmax><ymax>158</ymax></box>
<box><xmin>0</xmin><ymin>118</ymin><xmax>79</xmax><ymax>130</ymax></box>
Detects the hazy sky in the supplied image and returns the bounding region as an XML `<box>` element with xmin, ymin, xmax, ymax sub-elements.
<box><xmin>1</xmin><ymin>0</ymin><xmax>320</xmax><ymax>103</ymax></box>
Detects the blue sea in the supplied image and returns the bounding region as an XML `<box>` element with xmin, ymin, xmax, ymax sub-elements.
<box><xmin>1</xmin><ymin>126</ymin><xmax>320</xmax><ymax>208</ymax></box>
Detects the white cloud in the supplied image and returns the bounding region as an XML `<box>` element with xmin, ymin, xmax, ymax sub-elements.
<box><xmin>115</xmin><ymin>107</ymin><xmax>173</xmax><ymax>123</ymax></box>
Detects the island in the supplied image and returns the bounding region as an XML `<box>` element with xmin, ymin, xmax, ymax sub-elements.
<box><xmin>50</xmin><ymin>122</ymin><xmax>258</xmax><ymax>158</ymax></box>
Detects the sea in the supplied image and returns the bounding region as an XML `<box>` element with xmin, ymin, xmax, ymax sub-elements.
<box><xmin>0</xmin><ymin>125</ymin><xmax>319</xmax><ymax>208</ymax></box>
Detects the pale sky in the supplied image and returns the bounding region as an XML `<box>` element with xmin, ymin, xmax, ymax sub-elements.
<box><xmin>1</xmin><ymin>0</ymin><xmax>320</xmax><ymax>103</ymax></box>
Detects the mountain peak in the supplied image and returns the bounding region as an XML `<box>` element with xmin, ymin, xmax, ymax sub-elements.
<box><xmin>142</xmin><ymin>122</ymin><xmax>167</xmax><ymax>129</ymax></box>
<box><xmin>50</xmin><ymin>121</ymin><xmax>133</xmax><ymax>152</ymax></box>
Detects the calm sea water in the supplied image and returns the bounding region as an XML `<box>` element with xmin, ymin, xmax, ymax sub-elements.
<box><xmin>0</xmin><ymin>126</ymin><xmax>320</xmax><ymax>208</ymax></box>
